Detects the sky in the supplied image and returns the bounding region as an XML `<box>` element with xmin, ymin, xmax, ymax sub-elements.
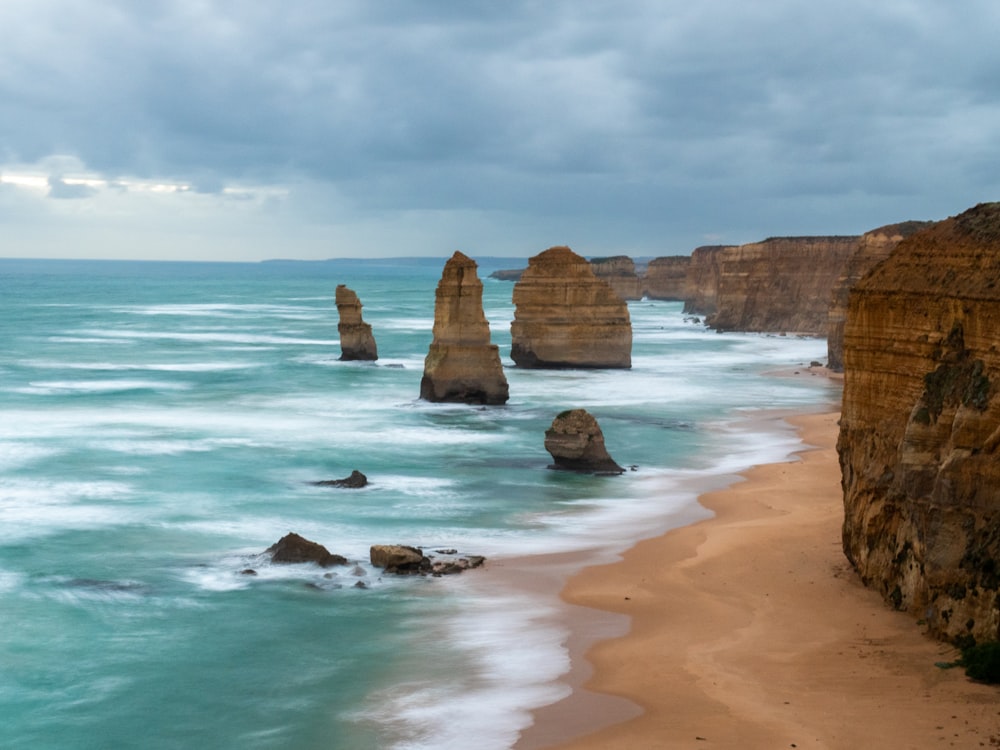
<box><xmin>2</xmin><ymin>1</ymin><xmax>999</xmax><ymax>262</ymax></box>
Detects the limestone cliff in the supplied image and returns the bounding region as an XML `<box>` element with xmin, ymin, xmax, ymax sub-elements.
<box><xmin>335</xmin><ymin>285</ymin><xmax>378</xmax><ymax>361</ymax></box>
<box><xmin>510</xmin><ymin>246</ymin><xmax>632</xmax><ymax>369</ymax></box>
<box><xmin>642</xmin><ymin>256</ymin><xmax>691</xmax><ymax>300</ymax></box>
<box><xmin>839</xmin><ymin>202</ymin><xmax>1000</xmax><ymax>643</ymax></box>
<box><xmin>827</xmin><ymin>222</ymin><xmax>932</xmax><ymax>372</ymax></box>
<box><xmin>704</xmin><ymin>237</ymin><xmax>859</xmax><ymax>333</ymax></box>
<box><xmin>589</xmin><ymin>255</ymin><xmax>642</xmax><ymax>300</ymax></box>
<box><xmin>682</xmin><ymin>245</ymin><xmax>729</xmax><ymax>316</ymax></box>
<box><xmin>544</xmin><ymin>409</ymin><xmax>624</xmax><ymax>474</ymax></box>
<box><xmin>420</xmin><ymin>252</ymin><xmax>509</xmax><ymax>404</ymax></box>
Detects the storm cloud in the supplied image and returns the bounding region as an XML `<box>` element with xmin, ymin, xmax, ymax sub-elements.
<box><xmin>1</xmin><ymin>1</ymin><xmax>999</xmax><ymax>259</ymax></box>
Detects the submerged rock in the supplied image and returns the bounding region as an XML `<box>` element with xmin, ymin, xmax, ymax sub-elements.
<box><xmin>544</xmin><ymin>408</ymin><xmax>624</xmax><ymax>474</ymax></box>
<box><xmin>311</xmin><ymin>470</ymin><xmax>368</xmax><ymax>488</ymax></box>
<box><xmin>266</xmin><ymin>533</ymin><xmax>348</xmax><ymax>567</ymax></box>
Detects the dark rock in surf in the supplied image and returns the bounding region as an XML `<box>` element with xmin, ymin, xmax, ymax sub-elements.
<box><xmin>267</xmin><ymin>533</ymin><xmax>348</xmax><ymax>567</ymax></box>
<box><xmin>370</xmin><ymin>545</ymin><xmax>486</xmax><ymax>576</ymax></box>
<box><xmin>311</xmin><ymin>470</ymin><xmax>368</xmax><ymax>488</ymax></box>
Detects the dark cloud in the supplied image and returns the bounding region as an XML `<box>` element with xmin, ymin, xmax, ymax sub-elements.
<box><xmin>1</xmin><ymin>0</ymin><xmax>999</xmax><ymax>258</ymax></box>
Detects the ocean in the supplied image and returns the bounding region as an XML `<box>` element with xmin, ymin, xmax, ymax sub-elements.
<box><xmin>0</xmin><ymin>257</ymin><xmax>839</xmax><ymax>749</ymax></box>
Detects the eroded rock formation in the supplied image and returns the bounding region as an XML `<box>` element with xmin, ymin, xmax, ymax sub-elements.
<box><xmin>511</xmin><ymin>246</ymin><xmax>632</xmax><ymax>369</ymax></box>
<box><xmin>839</xmin><ymin>202</ymin><xmax>1000</xmax><ymax>643</ymax></box>
<box><xmin>267</xmin><ymin>533</ymin><xmax>348</xmax><ymax>567</ymax></box>
<box><xmin>310</xmin><ymin>470</ymin><xmax>368</xmax><ymax>488</ymax></box>
<box><xmin>335</xmin><ymin>285</ymin><xmax>378</xmax><ymax>361</ymax></box>
<box><xmin>682</xmin><ymin>245</ymin><xmax>729</xmax><ymax>316</ymax></box>
<box><xmin>642</xmin><ymin>256</ymin><xmax>691</xmax><ymax>300</ymax></box>
<box><xmin>420</xmin><ymin>252</ymin><xmax>509</xmax><ymax>404</ymax></box>
<box><xmin>703</xmin><ymin>237</ymin><xmax>858</xmax><ymax>333</ymax></box>
<box><xmin>590</xmin><ymin>255</ymin><xmax>642</xmax><ymax>300</ymax></box>
<box><xmin>544</xmin><ymin>408</ymin><xmax>624</xmax><ymax>474</ymax></box>
<box><xmin>370</xmin><ymin>545</ymin><xmax>486</xmax><ymax>576</ymax></box>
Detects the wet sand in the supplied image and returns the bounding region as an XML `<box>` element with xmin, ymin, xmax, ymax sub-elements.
<box><xmin>520</xmin><ymin>412</ymin><xmax>1000</xmax><ymax>749</ymax></box>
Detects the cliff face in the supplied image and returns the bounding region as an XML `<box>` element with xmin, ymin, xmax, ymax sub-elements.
<box><xmin>839</xmin><ymin>202</ymin><xmax>1000</xmax><ymax>643</ymax></box>
<box><xmin>704</xmin><ymin>237</ymin><xmax>858</xmax><ymax>334</ymax></box>
<box><xmin>827</xmin><ymin>222</ymin><xmax>933</xmax><ymax>372</ymax></box>
<box><xmin>420</xmin><ymin>252</ymin><xmax>509</xmax><ymax>404</ymax></box>
<box><xmin>335</xmin><ymin>285</ymin><xmax>378</xmax><ymax>361</ymax></box>
<box><xmin>642</xmin><ymin>256</ymin><xmax>691</xmax><ymax>300</ymax></box>
<box><xmin>589</xmin><ymin>255</ymin><xmax>642</xmax><ymax>300</ymax></box>
<box><xmin>682</xmin><ymin>245</ymin><xmax>729</xmax><ymax>315</ymax></box>
<box><xmin>511</xmin><ymin>246</ymin><xmax>632</xmax><ymax>369</ymax></box>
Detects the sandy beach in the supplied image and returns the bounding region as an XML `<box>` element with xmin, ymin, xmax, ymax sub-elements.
<box><xmin>519</xmin><ymin>411</ymin><xmax>1000</xmax><ymax>749</ymax></box>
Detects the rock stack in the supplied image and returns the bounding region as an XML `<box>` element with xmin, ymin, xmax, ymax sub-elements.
<box><xmin>589</xmin><ymin>255</ymin><xmax>642</xmax><ymax>300</ymax></box>
<box><xmin>839</xmin><ymin>202</ymin><xmax>1000</xmax><ymax>642</ymax></box>
<box><xmin>335</xmin><ymin>285</ymin><xmax>378</xmax><ymax>361</ymax></box>
<box><xmin>544</xmin><ymin>409</ymin><xmax>624</xmax><ymax>474</ymax></box>
<box><xmin>511</xmin><ymin>246</ymin><xmax>632</xmax><ymax>369</ymax></box>
<box><xmin>642</xmin><ymin>256</ymin><xmax>691</xmax><ymax>300</ymax></box>
<box><xmin>420</xmin><ymin>252</ymin><xmax>509</xmax><ymax>405</ymax></box>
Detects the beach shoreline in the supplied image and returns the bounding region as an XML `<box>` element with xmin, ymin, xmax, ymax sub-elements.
<box><xmin>516</xmin><ymin>410</ymin><xmax>1000</xmax><ymax>749</ymax></box>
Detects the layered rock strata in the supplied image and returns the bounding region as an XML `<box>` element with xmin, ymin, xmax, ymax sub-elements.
<box><xmin>703</xmin><ymin>236</ymin><xmax>858</xmax><ymax>333</ymax></box>
<box><xmin>420</xmin><ymin>252</ymin><xmax>509</xmax><ymax>404</ymax></box>
<box><xmin>682</xmin><ymin>245</ymin><xmax>729</xmax><ymax>316</ymax></box>
<box><xmin>511</xmin><ymin>246</ymin><xmax>632</xmax><ymax>369</ymax></box>
<box><xmin>839</xmin><ymin>202</ymin><xmax>1000</xmax><ymax>643</ymax></box>
<box><xmin>642</xmin><ymin>256</ymin><xmax>691</xmax><ymax>300</ymax></box>
<box><xmin>544</xmin><ymin>409</ymin><xmax>624</xmax><ymax>474</ymax></box>
<box><xmin>335</xmin><ymin>285</ymin><xmax>378</xmax><ymax>361</ymax></box>
<box><xmin>827</xmin><ymin>221</ymin><xmax>933</xmax><ymax>371</ymax></box>
<box><xmin>590</xmin><ymin>255</ymin><xmax>642</xmax><ymax>300</ymax></box>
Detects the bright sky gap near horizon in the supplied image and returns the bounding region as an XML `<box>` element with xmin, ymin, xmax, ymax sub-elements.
<box><xmin>2</xmin><ymin>2</ymin><xmax>999</xmax><ymax>262</ymax></box>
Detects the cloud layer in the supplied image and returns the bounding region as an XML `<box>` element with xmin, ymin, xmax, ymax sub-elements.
<box><xmin>2</xmin><ymin>1</ymin><xmax>999</xmax><ymax>259</ymax></box>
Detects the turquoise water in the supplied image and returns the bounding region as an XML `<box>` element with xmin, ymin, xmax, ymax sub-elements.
<box><xmin>0</xmin><ymin>258</ymin><xmax>838</xmax><ymax>749</ymax></box>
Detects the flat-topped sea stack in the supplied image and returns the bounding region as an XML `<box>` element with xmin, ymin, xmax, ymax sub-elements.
<box><xmin>589</xmin><ymin>255</ymin><xmax>642</xmax><ymax>300</ymax></box>
<box><xmin>827</xmin><ymin>221</ymin><xmax>933</xmax><ymax>371</ymax></box>
<box><xmin>544</xmin><ymin>409</ymin><xmax>624</xmax><ymax>474</ymax></box>
<box><xmin>511</xmin><ymin>246</ymin><xmax>632</xmax><ymax>369</ymax></box>
<box><xmin>335</xmin><ymin>285</ymin><xmax>378</xmax><ymax>361</ymax></box>
<box><xmin>642</xmin><ymin>255</ymin><xmax>691</xmax><ymax>300</ymax></box>
<box><xmin>838</xmin><ymin>202</ymin><xmax>1000</xmax><ymax>643</ymax></box>
<box><xmin>420</xmin><ymin>252</ymin><xmax>509</xmax><ymax>405</ymax></box>
<box><xmin>703</xmin><ymin>236</ymin><xmax>859</xmax><ymax>333</ymax></box>
<box><xmin>682</xmin><ymin>245</ymin><xmax>729</xmax><ymax>316</ymax></box>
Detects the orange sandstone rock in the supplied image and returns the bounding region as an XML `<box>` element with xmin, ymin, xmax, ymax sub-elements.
<box><xmin>511</xmin><ymin>246</ymin><xmax>632</xmax><ymax>369</ymax></box>
<box><xmin>420</xmin><ymin>252</ymin><xmax>509</xmax><ymax>405</ymax></box>
<box><xmin>642</xmin><ymin>255</ymin><xmax>691</xmax><ymax>300</ymax></box>
<box><xmin>839</xmin><ymin>202</ymin><xmax>1000</xmax><ymax>642</ymax></box>
<box><xmin>335</xmin><ymin>285</ymin><xmax>378</xmax><ymax>361</ymax></box>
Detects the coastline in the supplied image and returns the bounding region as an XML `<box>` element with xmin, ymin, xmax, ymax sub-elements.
<box><xmin>517</xmin><ymin>411</ymin><xmax>1000</xmax><ymax>749</ymax></box>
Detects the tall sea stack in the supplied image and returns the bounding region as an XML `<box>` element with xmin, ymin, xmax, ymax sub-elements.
<box><xmin>335</xmin><ymin>285</ymin><xmax>378</xmax><ymax>361</ymax></box>
<box><xmin>510</xmin><ymin>246</ymin><xmax>632</xmax><ymax>369</ymax></box>
<box><xmin>420</xmin><ymin>252</ymin><xmax>509</xmax><ymax>405</ymax></box>
<box><xmin>839</xmin><ymin>202</ymin><xmax>1000</xmax><ymax>643</ymax></box>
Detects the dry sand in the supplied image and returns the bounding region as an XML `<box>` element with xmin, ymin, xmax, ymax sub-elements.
<box><xmin>519</xmin><ymin>412</ymin><xmax>1000</xmax><ymax>749</ymax></box>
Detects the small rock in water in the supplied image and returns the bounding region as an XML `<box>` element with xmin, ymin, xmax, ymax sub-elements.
<box><xmin>310</xmin><ymin>470</ymin><xmax>368</xmax><ymax>489</ymax></box>
<box><xmin>266</xmin><ymin>532</ymin><xmax>348</xmax><ymax>568</ymax></box>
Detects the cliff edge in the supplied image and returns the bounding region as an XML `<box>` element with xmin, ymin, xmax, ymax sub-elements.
<box><xmin>839</xmin><ymin>202</ymin><xmax>1000</xmax><ymax>643</ymax></box>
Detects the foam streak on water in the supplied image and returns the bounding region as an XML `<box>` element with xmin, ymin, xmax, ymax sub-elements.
<box><xmin>0</xmin><ymin>259</ymin><xmax>838</xmax><ymax>750</ymax></box>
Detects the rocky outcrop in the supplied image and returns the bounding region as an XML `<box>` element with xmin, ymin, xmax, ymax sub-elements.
<box><xmin>511</xmin><ymin>246</ymin><xmax>632</xmax><ymax>369</ymax></box>
<box><xmin>420</xmin><ymin>252</ymin><xmax>509</xmax><ymax>404</ymax></box>
<box><xmin>267</xmin><ymin>533</ymin><xmax>348</xmax><ymax>567</ymax></box>
<box><xmin>335</xmin><ymin>285</ymin><xmax>378</xmax><ymax>361</ymax></box>
<box><xmin>544</xmin><ymin>409</ymin><xmax>624</xmax><ymax>474</ymax></box>
<box><xmin>590</xmin><ymin>256</ymin><xmax>642</xmax><ymax>300</ymax></box>
<box><xmin>703</xmin><ymin>237</ymin><xmax>859</xmax><ymax>333</ymax></box>
<box><xmin>839</xmin><ymin>202</ymin><xmax>1000</xmax><ymax>643</ymax></box>
<box><xmin>489</xmin><ymin>268</ymin><xmax>524</xmax><ymax>282</ymax></box>
<box><xmin>826</xmin><ymin>222</ymin><xmax>933</xmax><ymax>371</ymax></box>
<box><xmin>310</xmin><ymin>470</ymin><xmax>368</xmax><ymax>488</ymax></box>
<box><xmin>642</xmin><ymin>256</ymin><xmax>691</xmax><ymax>300</ymax></box>
<box><xmin>370</xmin><ymin>545</ymin><xmax>486</xmax><ymax>576</ymax></box>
